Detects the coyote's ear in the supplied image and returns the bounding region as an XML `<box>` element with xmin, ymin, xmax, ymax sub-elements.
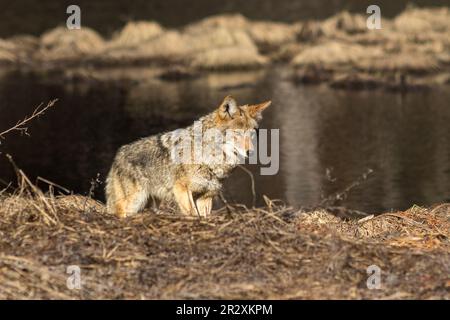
<box><xmin>248</xmin><ymin>100</ymin><xmax>271</xmax><ymax>120</ymax></box>
<box><xmin>218</xmin><ymin>95</ymin><xmax>238</xmax><ymax>119</ymax></box>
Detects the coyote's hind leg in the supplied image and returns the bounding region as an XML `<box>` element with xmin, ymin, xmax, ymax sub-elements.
<box><xmin>107</xmin><ymin>173</ymin><xmax>148</xmax><ymax>218</ymax></box>
<box><xmin>117</xmin><ymin>188</ymin><xmax>148</xmax><ymax>218</ymax></box>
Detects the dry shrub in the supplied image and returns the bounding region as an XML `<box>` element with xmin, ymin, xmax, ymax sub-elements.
<box><xmin>183</xmin><ymin>14</ymin><xmax>250</xmax><ymax>34</ymax></box>
<box><xmin>101</xmin><ymin>27</ymin><xmax>266</xmax><ymax>69</ymax></box>
<box><xmin>356</xmin><ymin>52</ymin><xmax>439</xmax><ymax>74</ymax></box>
<box><xmin>247</xmin><ymin>21</ymin><xmax>300</xmax><ymax>52</ymax></box>
<box><xmin>394</xmin><ymin>7</ymin><xmax>450</xmax><ymax>33</ymax></box>
<box><xmin>100</xmin><ymin>31</ymin><xmax>187</xmax><ymax>64</ymax></box>
<box><xmin>185</xmin><ymin>14</ymin><xmax>299</xmax><ymax>54</ymax></box>
<box><xmin>190</xmin><ymin>46</ymin><xmax>268</xmax><ymax>70</ymax></box>
<box><xmin>183</xmin><ymin>27</ymin><xmax>255</xmax><ymax>53</ymax></box>
<box><xmin>0</xmin><ymin>39</ymin><xmax>17</xmax><ymax>64</ymax></box>
<box><xmin>37</xmin><ymin>26</ymin><xmax>105</xmax><ymax>63</ymax></box>
<box><xmin>0</xmin><ymin>35</ymin><xmax>39</xmax><ymax>64</ymax></box>
<box><xmin>291</xmin><ymin>41</ymin><xmax>383</xmax><ymax>67</ymax></box>
<box><xmin>108</xmin><ymin>21</ymin><xmax>165</xmax><ymax>48</ymax></box>
<box><xmin>3</xmin><ymin>7</ymin><xmax>448</xmax><ymax>75</ymax></box>
<box><xmin>321</xmin><ymin>11</ymin><xmax>368</xmax><ymax>36</ymax></box>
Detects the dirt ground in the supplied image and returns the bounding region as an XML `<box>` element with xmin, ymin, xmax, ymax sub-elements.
<box><xmin>0</xmin><ymin>188</ymin><xmax>448</xmax><ymax>299</ymax></box>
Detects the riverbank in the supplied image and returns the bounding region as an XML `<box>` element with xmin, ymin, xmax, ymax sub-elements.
<box><xmin>0</xmin><ymin>7</ymin><xmax>449</xmax><ymax>90</ymax></box>
<box><xmin>0</xmin><ymin>189</ymin><xmax>448</xmax><ymax>299</ymax></box>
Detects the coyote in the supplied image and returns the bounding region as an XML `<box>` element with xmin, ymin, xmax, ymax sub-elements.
<box><xmin>105</xmin><ymin>95</ymin><xmax>271</xmax><ymax>218</ymax></box>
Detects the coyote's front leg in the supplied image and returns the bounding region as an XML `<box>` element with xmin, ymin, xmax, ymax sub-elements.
<box><xmin>196</xmin><ymin>196</ymin><xmax>212</xmax><ymax>217</ymax></box>
<box><xmin>173</xmin><ymin>181</ymin><xmax>200</xmax><ymax>216</ymax></box>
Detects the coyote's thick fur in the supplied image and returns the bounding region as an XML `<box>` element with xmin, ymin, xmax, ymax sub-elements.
<box><xmin>105</xmin><ymin>95</ymin><xmax>271</xmax><ymax>218</ymax></box>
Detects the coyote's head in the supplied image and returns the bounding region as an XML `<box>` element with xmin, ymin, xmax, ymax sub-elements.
<box><xmin>214</xmin><ymin>95</ymin><xmax>271</xmax><ymax>130</ymax></box>
<box><xmin>213</xmin><ymin>95</ymin><xmax>271</xmax><ymax>155</ymax></box>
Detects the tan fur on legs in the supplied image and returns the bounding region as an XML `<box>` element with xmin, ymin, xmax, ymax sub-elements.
<box><xmin>187</xmin><ymin>189</ymin><xmax>200</xmax><ymax>217</ymax></box>
<box><xmin>117</xmin><ymin>189</ymin><xmax>148</xmax><ymax>218</ymax></box>
<box><xmin>173</xmin><ymin>181</ymin><xmax>200</xmax><ymax>216</ymax></box>
<box><xmin>196</xmin><ymin>196</ymin><xmax>212</xmax><ymax>217</ymax></box>
<box><xmin>107</xmin><ymin>175</ymin><xmax>148</xmax><ymax>218</ymax></box>
<box><xmin>115</xmin><ymin>200</ymin><xmax>127</xmax><ymax>219</ymax></box>
<box><xmin>173</xmin><ymin>182</ymin><xmax>193</xmax><ymax>215</ymax></box>
<box><xmin>106</xmin><ymin>173</ymin><xmax>127</xmax><ymax>218</ymax></box>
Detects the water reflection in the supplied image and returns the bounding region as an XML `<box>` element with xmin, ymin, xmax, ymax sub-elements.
<box><xmin>0</xmin><ymin>67</ymin><xmax>448</xmax><ymax>213</ymax></box>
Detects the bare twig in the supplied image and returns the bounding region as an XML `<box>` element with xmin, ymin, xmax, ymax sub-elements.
<box><xmin>36</xmin><ymin>176</ymin><xmax>71</xmax><ymax>194</ymax></box>
<box><xmin>83</xmin><ymin>173</ymin><xmax>101</xmax><ymax>213</ymax></box>
<box><xmin>0</xmin><ymin>182</ymin><xmax>12</xmax><ymax>197</ymax></box>
<box><xmin>320</xmin><ymin>168</ymin><xmax>374</xmax><ymax>206</ymax></box>
<box><xmin>237</xmin><ymin>165</ymin><xmax>256</xmax><ymax>208</ymax></box>
<box><xmin>219</xmin><ymin>191</ymin><xmax>234</xmax><ymax>215</ymax></box>
<box><xmin>0</xmin><ymin>99</ymin><xmax>58</xmax><ymax>140</ymax></box>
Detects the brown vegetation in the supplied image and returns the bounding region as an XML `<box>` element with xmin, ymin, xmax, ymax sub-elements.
<box><xmin>0</xmin><ymin>174</ymin><xmax>448</xmax><ymax>299</ymax></box>
<box><xmin>0</xmin><ymin>7</ymin><xmax>449</xmax><ymax>89</ymax></box>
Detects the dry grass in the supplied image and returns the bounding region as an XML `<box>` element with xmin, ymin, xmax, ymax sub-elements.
<box><xmin>0</xmin><ymin>173</ymin><xmax>448</xmax><ymax>299</ymax></box>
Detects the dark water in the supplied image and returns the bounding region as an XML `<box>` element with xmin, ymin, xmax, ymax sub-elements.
<box><xmin>0</xmin><ymin>67</ymin><xmax>449</xmax><ymax>213</ymax></box>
